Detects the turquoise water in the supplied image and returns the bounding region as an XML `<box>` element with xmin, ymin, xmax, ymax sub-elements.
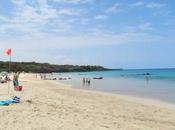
<box><xmin>73</xmin><ymin>69</ymin><xmax>175</xmax><ymax>80</ymax></box>
<box><xmin>52</xmin><ymin>69</ymin><xmax>175</xmax><ymax>104</ymax></box>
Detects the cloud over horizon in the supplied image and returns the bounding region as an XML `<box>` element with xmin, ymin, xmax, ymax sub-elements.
<box><xmin>0</xmin><ymin>0</ymin><xmax>175</xmax><ymax>68</ymax></box>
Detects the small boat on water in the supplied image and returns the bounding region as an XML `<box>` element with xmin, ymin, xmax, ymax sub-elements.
<box><xmin>58</xmin><ymin>77</ymin><xmax>72</xmax><ymax>80</ymax></box>
<box><xmin>93</xmin><ymin>77</ymin><xmax>103</xmax><ymax>79</ymax></box>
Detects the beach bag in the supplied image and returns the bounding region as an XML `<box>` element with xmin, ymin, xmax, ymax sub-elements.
<box><xmin>17</xmin><ymin>86</ymin><xmax>23</xmax><ymax>91</ymax></box>
<box><xmin>12</xmin><ymin>96</ymin><xmax>20</xmax><ymax>103</ymax></box>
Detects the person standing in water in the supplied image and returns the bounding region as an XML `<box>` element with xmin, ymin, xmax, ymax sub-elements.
<box><xmin>87</xmin><ymin>77</ymin><xmax>91</xmax><ymax>87</ymax></box>
<box><xmin>13</xmin><ymin>71</ymin><xmax>21</xmax><ymax>90</ymax></box>
<box><xmin>88</xmin><ymin>78</ymin><xmax>91</xmax><ymax>86</ymax></box>
<box><xmin>83</xmin><ymin>77</ymin><xmax>86</xmax><ymax>86</ymax></box>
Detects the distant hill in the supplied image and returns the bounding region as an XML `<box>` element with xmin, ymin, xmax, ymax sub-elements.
<box><xmin>0</xmin><ymin>61</ymin><xmax>110</xmax><ymax>73</ymax></box>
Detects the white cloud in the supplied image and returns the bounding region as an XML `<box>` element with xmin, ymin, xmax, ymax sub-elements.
<box><xmin>146</xmin><ymin>2</ymin><xmax>165</xmax><ymax>9</ymax></box>
<box><xmin>130</xmin><ymin>2</ymin><xmax>144</xmax><ymax>7</ymax></box>
<box><xmin>138</xmin><ymin>22</ymin><xmax>153</xmax><ymax>31</ymax></box>
<box><xmin>0</xmin><ymin>0</ymin><xmax>85</xmax><ymax>36</ymax></box>
<box><xmin>52</xmin><ymin>0</ymin><xmax>93</xmax><ymax>4</ymax></box>
<box><xmin>122</xmin><ymin>23</ymin><xmax>154</xmax><ymax>33</ymax></box>
<box><xmin>0</xmin><ymin>0</ymin><xmax>171</xmax><ymax>50</ymax></box>
<box><xmin>0</xmin><ymin>31</ymin><xmax>167</xmax><ymax>51</ymax></box>
<box><xmin>9</xmin><ymin>0</ymin><xmax>57</xmax><ymax>25</ymax></box>
<box><xmin>130</xmin><ymin>2</ymin><xmax>165</xmax><ymax>9</ymax></box>
<box><xmin>94</xmin><ymin>14</ymin><xmax>108</xmax><ymax>20</ymax></box>
<box><xmin>79</xmin><ymin>18</ymin><xmax>89</xmax><ymax>25</ymax></box>
<box><xmin>11</xmin><ymin>0</ymin><xmax>26</xmax><ymax>6</ymax></box>
<box><xmin>95</xmin><ymin>3</ymin><xmax>121</xmax><ymax>21</ymax></box>
<box><xmin>105</xmin><ymin>3</ymin><xmax>121</xmax><ymax>13</ymax></box>
<box><xmin>57</xmin><ymin>8</ymin><xmax>81</xmax><ymax>15</ymax></box>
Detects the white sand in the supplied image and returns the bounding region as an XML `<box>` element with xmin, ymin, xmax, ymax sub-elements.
<box><xmin>0</xmin><ymin>73</ymin><xmax>175</xmax><ymax>130</ymax></box>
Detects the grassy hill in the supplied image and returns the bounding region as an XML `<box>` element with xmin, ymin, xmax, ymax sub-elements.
<box><xmin>0</xmin><ymin>61</ymin><xmax>109</xmax><ymax>73</ymax></box>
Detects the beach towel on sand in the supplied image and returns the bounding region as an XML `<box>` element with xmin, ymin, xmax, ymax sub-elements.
<box><xmin>0</xmin><ymin>100</ymin><xmax>13</xmax><ymax>106</ymax></box>
<box><xmin>0</xmin><ymin>96</ymin><xmax>20</xmax><ymax>106</ymax></box>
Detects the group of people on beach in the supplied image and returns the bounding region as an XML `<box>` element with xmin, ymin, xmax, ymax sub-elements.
<box><xmin>83</xmin><ymin>77</ymin><xmax>91</xmax><ymax>86</ymax></box>
<box><xmin>0</xmin><ymin>75</ymin><xmax>10</xmax><ymax>83</ymax></box>
<box><xmin>0</xmin><ymin>71</ymin><xmax>21</xmax><ymax>90</ymax></box>
<box><xmin>39</xmin><ymin>73</ymin><xmax>47</xmax><ymax>80</ymax></box>
<box><xmin>35</xmin><ymin>73</ymin><xmax>47</xmax><ymax>80</ymax></box>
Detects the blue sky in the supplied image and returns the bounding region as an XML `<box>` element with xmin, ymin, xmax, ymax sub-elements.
<box><xmin>0</xmin><ymin>0</ymin><xmax>175</xmax><ymax>69</ymax></box>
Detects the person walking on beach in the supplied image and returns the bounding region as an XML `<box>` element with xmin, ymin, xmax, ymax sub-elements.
<box><xmin>40</xmin><ymin>73</ymin><xmax>43</xmax><ymax>80</ymax></box>
<box><xmin>83</xmin><ymin>77</ymin><xmax>86</xmax><ymax>86</ymax></box>
<box><xmin>44</xmin><ymin>73</ymin><xmax>46</xmax><ymax>80</ymax></box>
<box><xmin>13</xmin><ymin>71</ymin><xmax>20</xmax><ymax>90</ymax></box>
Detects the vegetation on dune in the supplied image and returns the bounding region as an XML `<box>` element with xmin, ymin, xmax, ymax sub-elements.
<box><xmin>0</xmin><ymin>61</ymin><xmax>110</xmax><ymax>73</ymax></box>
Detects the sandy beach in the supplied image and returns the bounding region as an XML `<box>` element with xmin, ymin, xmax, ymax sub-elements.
<box><xmin>0</xmin><ymin>73</ymin><xmax>175</xmax><ymax>130</ymax></box>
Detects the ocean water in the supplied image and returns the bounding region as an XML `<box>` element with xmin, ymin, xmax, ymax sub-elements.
<box><xmin>50</xmin><ymin>69</ymin><xmax>175</xmax><ymax>104</ymax></box>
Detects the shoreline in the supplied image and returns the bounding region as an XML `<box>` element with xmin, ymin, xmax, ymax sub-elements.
<box><xmin>0</xmin><ymin>73</ymin><xmax>175</xmax><ymax>130</ymax></box>
<box><xmin>53</xmin><ymin>79</ymin><xmax>175</xmax><ymax>108</ymax></box>
<box><xmin>56</xmin><ymin>76</ymin><xmax>175</xmax><ymax>105</ymax></box>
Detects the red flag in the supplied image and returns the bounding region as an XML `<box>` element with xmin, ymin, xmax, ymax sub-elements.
<box><xmin>6</xmin><ymin>48</ymin><xmax>12</xmax><ymax>56</ymax></box>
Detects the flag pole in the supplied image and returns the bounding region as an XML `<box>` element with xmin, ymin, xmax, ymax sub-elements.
<box><xmin>6</xmin><ymin>48</ymin><xmax>12</xmax><ymax>94</ymax></box>
<box><xmin>8</xmin><ymin>54</ymin><xmax>11</xmax><ymax>94</ymax></box>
